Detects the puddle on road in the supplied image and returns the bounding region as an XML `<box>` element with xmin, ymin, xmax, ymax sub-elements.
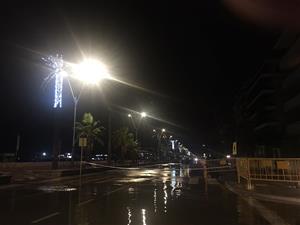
<box><xmin>3</xmin><ymin>167</ymin><xmax>274</xmax><ymax>225</ymax></box>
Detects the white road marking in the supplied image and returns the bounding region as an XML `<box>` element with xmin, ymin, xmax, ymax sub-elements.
<box><xmin>31</xmin><ymin>212</ymin><xmax>60</xmax><ymax>224</ymax></box>
<box><xmin>78</xmin><ymin>198</ymin><xmax>95</xmax><ymax>206</ymax></box>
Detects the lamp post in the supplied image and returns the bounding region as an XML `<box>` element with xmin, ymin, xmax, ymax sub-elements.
<box><xmin>69</xmin><ymin>58</ymin><xmax>111</xmax><ymax>161</ymax></box>
<box><xmin>127</xmin><ymin>112</ymin><xmax>147</xmax><ymax>142</ymax></box>
<box><xmin>153</xmin><ymin>128</ymin><xmax>166</xmax><ymax>161</ymax></box>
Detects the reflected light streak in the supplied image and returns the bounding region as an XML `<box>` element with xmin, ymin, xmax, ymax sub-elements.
<box><xmin>127</xmin><ymin>207</ymin><xmax>132</xmax><ymax>225</ymax></box>
<box><xmin>163</xmin><ymin>180</ymin><xmax>168</xmax><ymax>213</ymax></box>
<box><xmin>180</xmin><ymin>168</ymin><xmax>184</xmax><ymax>177</ymax></box>
<box><xmin>171</xmin><ymin>169</ymin><xmax>176</xmax><ymax>197</ymax></box>
<box><xmin>153</xmin><ymin>188</ymin><xmax>157</xmax><ymax>213</ymax></box>
<box><xmin>141</xmin><ymin>209</ymin><xmax>147</xmax><ymax>225</ymax></box>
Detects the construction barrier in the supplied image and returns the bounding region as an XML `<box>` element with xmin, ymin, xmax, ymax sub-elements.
<box><xmin>236</xmin><ymin>157</ymin><xmax>300</xmax><ymax>189</ymax></box>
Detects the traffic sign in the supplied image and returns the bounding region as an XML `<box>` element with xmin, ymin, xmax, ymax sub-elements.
<box><xmin>232</xmin><ymin>141</ymin><xmax>237</xmax><ymax>155</ymax></box>
<box><xmin>79</xmin><ymin>137</ymin><xmax>87</xmax><ymax>147</ymax></box>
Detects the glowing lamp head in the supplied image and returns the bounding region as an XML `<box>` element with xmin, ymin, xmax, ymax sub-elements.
<box><xmin>74</xmin><ymin>58</ymin><xmax>111</xmax><ymax>84</ymax></box>
<box><xmin>128</xmin><ymin>114</ymin><xmax>132</xmax><ymax>118</ymax></box>
<box><xmin>226</xmin><ymin>155</ymin><xmax>231</xmax><ymax>159</ymax></box>
<box><xmin>141</xmin><ymin>112</ymin><xmax>147</xmax><ymax>118</ymax></box>
<box><xmin>162</xmin><ymin>128</ymin><xmax>166</xmax><ymax>132</ymax></box>
<box><xmin>153</xmin><ymin>129</ymin><xmax>156</xmax><ymax>132</ymax></box>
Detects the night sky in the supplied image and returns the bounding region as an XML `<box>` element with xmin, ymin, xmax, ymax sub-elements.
<box><xmin>0</xmin><ymin>2</ymin><xmax>278</xmax><ymax>159</ymax></box>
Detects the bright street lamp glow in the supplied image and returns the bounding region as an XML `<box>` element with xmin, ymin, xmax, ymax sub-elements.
<box><xmin>162</xmin><ymin>128</ymin><xmax>166</xmax><ymax>132</ymax></box>
<box><xmin>42</xmin><ymin>152</ymin><xmax>47</xmax><ymax>156</ymax></box>
<box><xmin>153</xmin><ymin>129</ymin><xmax>156</xmax><ymax>132</ymax></box>
<box><xmin>226</xmin><ymin>155</ymin><xmax>231</xmax><ymax>159</ymax></box>
<box><xmin>73</xmin><ymin>58</ymin><xmax>111</xmax><ymax>84</ymax></box>
<box><xmin>141</xmin><ymin>112</ymin><xmax>147</xmax><ymax>118</ymax></box>
<box><xmin>128</xmin><ymin>114</ymin><xmax>132</xmax><ymax>118</ymax></box>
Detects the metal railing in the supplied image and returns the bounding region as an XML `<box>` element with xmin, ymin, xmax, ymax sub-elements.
<box><xmin>236</xmin><ymin>157</ymin><xmax>300</xmax><ymax>189</ymax></box>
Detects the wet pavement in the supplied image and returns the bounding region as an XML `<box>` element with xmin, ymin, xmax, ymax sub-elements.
<box><xmin>0</xmin><ymin>164</ymin><xmax>287</xmax><ymax>225</ymax></box>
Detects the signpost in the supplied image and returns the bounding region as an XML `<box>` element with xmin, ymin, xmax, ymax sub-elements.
<box><xmin>78</xmin><ymin>136</ymin><xmax>87</xmax><ymax>203</ymax></box>
<box><xmin>79</xmin><ymin>137</ymin><xmax>87</xmax><ymax>178</ymax></box>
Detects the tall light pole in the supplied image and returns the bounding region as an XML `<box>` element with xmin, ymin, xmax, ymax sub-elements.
<box><xmin>127</xmin><ymin>112</ymin><xmax>147</xmax><ymax>142</ymax></box>
<box><xmin>69</xmin><ymin>58</ymin><xmax>111</xmax><ymax>161</ymax></box>
<box><xmin>66</xmin><ymin>79</ymin><xmax>84</xmax><ymax>162</ymax></box>
<box><xmin>153</xmin><ymin>128</ymin><xmax>166</xmax><ymax>161</ymax></box>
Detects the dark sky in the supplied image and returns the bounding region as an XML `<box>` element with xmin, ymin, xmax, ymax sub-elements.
<box><xmin>0</xmin><ymin>2</ymin><xmax>278</xmax><ymax>158</ymax></box>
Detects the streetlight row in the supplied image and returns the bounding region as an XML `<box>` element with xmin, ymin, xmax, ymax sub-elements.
<box><xmin>126</xmin><ymin>111</ymin><xmax>177</xmax><ymax>141</ymax></box>
<box><xmin>48</xmin><ymin>55</ymin><xmax>185</xmax><ymax>159</ymax></box>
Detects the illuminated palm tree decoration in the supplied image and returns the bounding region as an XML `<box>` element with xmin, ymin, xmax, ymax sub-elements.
<box><xmin>76</xmin><ymin>113</ymin><xmax>105</xmax><ymax>160</ymax></box>
<box><xmin>42</xmin><ymin>55</ymin><xmax>67</xmax><ymax>108</ymax></box>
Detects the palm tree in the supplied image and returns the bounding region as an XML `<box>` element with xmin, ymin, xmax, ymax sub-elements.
<box><xmin>76</xmin><ymin>113</ymin><xmax>105</xmax><ymax>160</ymax></box>
<box><xmin>112</xmin><ymin>127</ymin><xmax>137</xmax><ymax>161</ymax></box>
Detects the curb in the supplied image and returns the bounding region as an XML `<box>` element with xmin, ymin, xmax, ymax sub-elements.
<box><xmin>225</xmin><ymin>182</ymin><xmax>300</xmax><ymax>206</ymax></box>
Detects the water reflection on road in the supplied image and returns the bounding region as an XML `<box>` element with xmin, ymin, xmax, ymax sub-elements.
<box><xmin>73</xmin><ymin>165</ymin><xmax>266</xmax><ymax>225</ymax></box>
<box><xmin>0</xmin><ymin>164</ymin><xmax>273</xmax><ymax>225</ymax></box>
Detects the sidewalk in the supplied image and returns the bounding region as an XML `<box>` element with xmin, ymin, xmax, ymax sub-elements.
<box><xmin>226</xmin><ymin>180</ymin><xmax>300</xmax><ymax>206</ymax></box>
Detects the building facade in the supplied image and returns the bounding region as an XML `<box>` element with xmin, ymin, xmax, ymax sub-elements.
<box><xmin>235</xmin><ymin>33</ymin><xmax>300</xmax><ymax>157</ymax></box>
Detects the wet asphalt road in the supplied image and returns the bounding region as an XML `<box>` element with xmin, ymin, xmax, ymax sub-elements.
<box><xmin>0</xmin><ymin>165</ymin><xmax>276</xmax><ymax>225</ymax></box>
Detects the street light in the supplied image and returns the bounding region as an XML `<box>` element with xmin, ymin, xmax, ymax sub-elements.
<box><xmin>68</xmin><ymin>58</ymin><xmax>111</xmax><ymax>161</ymax></box>
<box><xmin>127</xmin><ymin>112</ymin><xmax>147</xmax><ymax>141</ymax></box>
<box><xmin>73</xmin><ymin>58</ymin><xmax>111</xmax><ymax>84</ymax></box>
<box><xmin>162</xmin><ymin>128</ymin><xmax>166</xmax><ymax>132</ymax></box>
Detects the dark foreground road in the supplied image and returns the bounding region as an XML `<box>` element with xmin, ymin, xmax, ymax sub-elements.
<box><xmin>0</xmin><ymin>164</ymin><xmax>284</xmax><ymax>225</ymax></box>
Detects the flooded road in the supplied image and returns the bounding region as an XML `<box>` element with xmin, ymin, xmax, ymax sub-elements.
<box><xmin>0</xmin><ymin>165</ymin><xmax>273</xmax><ymax>224</ymax></box>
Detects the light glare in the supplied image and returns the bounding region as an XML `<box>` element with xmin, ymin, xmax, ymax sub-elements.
<box><xmin>74</xmin><ymin>58</ymin><xmax>110</xmax><ymax>84</ymax></box>
<box><xmin>141</xmin><ymin>112</ymin><xmax>147</xmax><ymax>118</ymax></box>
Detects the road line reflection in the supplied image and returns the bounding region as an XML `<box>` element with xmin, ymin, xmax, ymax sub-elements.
<box><xmin>163</xmin><ymin>179</ymin><xmax>168</xmax><ymax>213</ymax></box>
<box><xmin>127</xmin><ymin>207</ymin><xmax>132</xmax><ymax>225</ymax></box>
<box><xmin>142</xmin><ymin>209</ymin><xmax>146</xmax><ymax>225</ymax></box>
<box><xmin>153</xmin><ymin>188</ymin><xmax>157</xmax><ymax>213</ymax></box>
